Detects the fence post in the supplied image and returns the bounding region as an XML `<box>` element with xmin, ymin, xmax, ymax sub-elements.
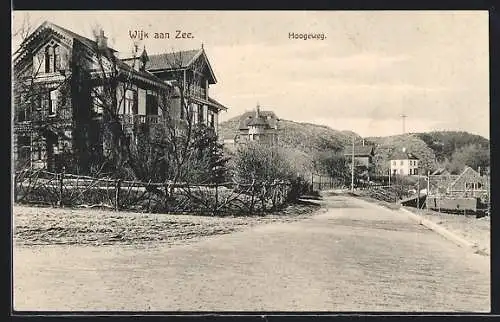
<box><xmin>272</xmin><ymin>181</ymin><xmax>277</xmax><ymax>210</ymax></box>
<box><xmin>114</xmin><ymin>179</ymin><xmax>121</xmax><ymax>211</ymax></box>
<box><xmin>58</xmin><ymin>172</ymin><xmax>64</xmax><ymax>207</ymax></box>
<box><xmin>250</xmin><ymin>179</ymin><xmax>255</xmax><ymax>213</ymax></box>
<box><xmin>214</xmin><ymin>182</ymin><xmax>219</xmax><ymax>216</ymax></box>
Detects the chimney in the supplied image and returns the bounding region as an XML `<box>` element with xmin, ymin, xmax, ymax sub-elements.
<box><xmin>256</xmin><ymin>103</ymin><xmax>260</xmax><ymax>118</ymax></box>
<box><xmin>97</xmin><ymin>29</ymin><xmax>108</xmax><ymax>50</ymax></box>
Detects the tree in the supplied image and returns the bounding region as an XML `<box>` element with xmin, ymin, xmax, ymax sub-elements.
<box><xmin>313</xmin><ymin>150</ymin><xmax>349</xmax><ymax>183</ymax></box>
<box><xmin>13</xmin><ymin>15</ymin><xmax>73</xmax><ymax>172</ymax></box>
<box><xmin>231</xmin><ymin>142</ymin><xmax>295</xmax><ymax>184</ymax></box>
<box><xmin>446</xmin><ymin>143</ymin><xmax>490</xmax><ymax>174</ymax></box>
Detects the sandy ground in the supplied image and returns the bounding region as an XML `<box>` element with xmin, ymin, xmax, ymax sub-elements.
<box><xmin>13</xmin><ymin>202</ymin><xmax>322</xmax><ymax>247</ymax></box>
<box><xmin>403</xmin><ymin>207</ymin><xmax>490</xmax><ymax>256</ymax></box>
<box><xmin>13</xmin><ymin>194</ymin><xmax>489</xmax><ymax>312</ymax></box>
<box><xmin>349</xmin><ymin>190</ymin><xmax>490</xmax><ymax>256</ymax></box>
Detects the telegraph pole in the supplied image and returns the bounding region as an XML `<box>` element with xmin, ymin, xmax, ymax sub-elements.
<box><xmin>400</xmin><ymin>114</ymin><xmax>407</xmax><ymax>134</ymax></box>
<box><xmin>417</xmin><ymin>177</ymin><xmax>420</xmax><ymax>209</ymax></box>
<box><xmin>351</xmin><ymin>137</ymin><xmax>355</xmax><ymax>192</ymax></box>
<box><xmin>427</xmin><ymin>171</ymin><xmax>430</xmax><ymax>209</ymax></box>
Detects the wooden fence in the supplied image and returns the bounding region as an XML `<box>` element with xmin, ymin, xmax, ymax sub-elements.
<box><xmin>309</xmin><ymin>173</ymin><xmax>343</xmax><ymax>192</ymax></box>
<box><xmin>14</xmin><ymin>169</ymin><xmax>297</xmax><ymax>215</ymax></box>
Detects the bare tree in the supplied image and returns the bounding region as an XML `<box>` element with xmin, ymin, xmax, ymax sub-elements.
<box><xmin>13</xmin><ymin>17</ymin><xmax>73</xmax><ymax>173</ymax></box>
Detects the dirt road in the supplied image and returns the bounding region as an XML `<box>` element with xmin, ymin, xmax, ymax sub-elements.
<box><xmin>13</xmin><ymin>194</ymin><xmax>490</xmax><ymax>312</ymax></box>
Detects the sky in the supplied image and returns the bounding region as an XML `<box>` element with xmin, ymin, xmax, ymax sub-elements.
<box><xmin>12</xmin><ymin>11</ymin><xmax>490</xmax><ymax>138</ymax></box>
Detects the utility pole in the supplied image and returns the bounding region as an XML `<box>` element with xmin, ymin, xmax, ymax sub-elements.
<box><xmin>388</xmin><ymin>168</ymin><xmax>391</xmax><ymax>187</ymax></box>
<box><xmin>400</xmin><ymin>114</ymin><xmax>407</xmax><ymax>134</ymax></box>
<box><xmin>351</xmin><ymin>137</ymin><xmax>355</xmax><ymax>192</ymax></box>
<box><xmin>417</xmin><ymin>176</ymin><xmax>420</xmax><ymax>209</ymax></box>
<box><xmin>427</xmin><ymin>170</ymin><xmax>430</xmax><ymax>210</ymax></box>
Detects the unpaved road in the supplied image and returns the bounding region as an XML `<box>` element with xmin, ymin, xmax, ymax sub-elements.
<box><xmin>13</xmin><ymin>194</ymin><xmax>490</xmax><ymax>312</ymax></box>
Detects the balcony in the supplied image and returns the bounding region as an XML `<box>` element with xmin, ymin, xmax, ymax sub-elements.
<box><xmin>118</xmin><ymin>114</ymin><xmax>161</xmax><ymax>125</ymax></box>
<box><xmin>14</xmin><ymin>121</ymin><xmax>33</xmax><ymax>133</ymax></box>
<box><xmin>188</xmin><ymin>86</ymin><xmax>207</xmax><ymax>99</ymax></box>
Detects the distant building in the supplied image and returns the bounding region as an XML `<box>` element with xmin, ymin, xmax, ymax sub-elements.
<box><xmin>344</xmin><ymin>144</ymin><xmax>375</xmax><ymax>168</ymax></box>
<box><xmin>427</xmin><ymin>166</ymin><xmax>490</xmax><ymax>212</ymax></box>
<box><xmin>390</xmin><ymin>147</ymin><xmax>419</xmax><ymax>175</ymax></box>
<box><xmin>235</xmin><ymin>104</ymin><xmax>279</xmax><ymax>145</ymax></box>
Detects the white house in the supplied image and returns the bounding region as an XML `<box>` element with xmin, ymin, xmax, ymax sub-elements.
<box><xmin>390</xmin><ymin>147</ymin><xmax>419</xmax><ymax>176</ymax></box>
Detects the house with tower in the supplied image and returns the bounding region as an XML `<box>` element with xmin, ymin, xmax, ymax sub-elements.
<box><xmin>235</xmin><ymin>104</ymin><xmax>279</xmax><ymax>145</ymax></box>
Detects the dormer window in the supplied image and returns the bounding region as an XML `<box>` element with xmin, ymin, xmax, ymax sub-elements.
<box><xmin>44</xmin><ymin>42</ymin><xmax>61</xmax><ymax>73</ymax></box>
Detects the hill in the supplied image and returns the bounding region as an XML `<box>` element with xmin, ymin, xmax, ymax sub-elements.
<box><xmin>220</xmin><ymin>116</ymin><xmax>360</xmax><ymax>153</ymax></box>
<box><xmin>413</xmin><ymin>131</ymin><xmax>489</xmax><ymax>162</ymax></box>
<box><xmin>366</xmin><ymin>131</ymin><xmax>490</xmax><ymax>175</ymax></box>
<box><xmin>219</xmin><ymin>115</ymin><xmax>362</xmax><ymax>175</ymax></box>
<box><xmin>220</xmin><ymin>114</ymin><xmax>489</xmax><ymax>177</ymax></box>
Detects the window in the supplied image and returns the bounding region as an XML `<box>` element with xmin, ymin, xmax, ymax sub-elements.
<box><xmin>17</xmin><ymin>95</ymin><xmax>31</xmax><ymax>122</ymax></box>
<box><xmin>123</xmin><ymin>89</ymin><xmax>137</xmax><ymax>115</ymax></box>
<box><xmin>197</xmin><ymin>105</ymin><xmax>204</xmax><ymax>123</ymax></box>
<box><xmin>54</xmin><ymin>46</ymin><xmax>61</xmax><ymax>71</ymax></box>
<box><xmin>409</xmin><ymin>169</ymin><xmax>412</xmax><ymax>175</ymax></box>
<box><xmin>43</xmin><ymin>44</ymin><xmax>61</xmax><ymax>73</ymax></box>
<box><xmin>392</xmin><ymin>169</ymin><xmax>397</xmax><ymax>175</ymax></box>
<box><xmin>18</xmin><ymin>136</ymin><xmax>31</xmax><ymax>160</ymax></box>
<box><xmin>414</xmin><ymin>169</ymin><xmax>418</xmax><ymax>175</ymax></box>
<box><xmin>400</xmin><ymin>160</ymin><xmax>404</xmax><ymax>166</ymax></box>
<box><xmin>392</xmin><ymin>161</ymin><xmax>396</xmax><ymax>166</ymax></box>
<box><xmin>45</xmin><ymin>46</ymin><xmax>52</xmax><ymax>73</ymax></box>
<box><xmin>209</xmin><ymin>112</ymin><xmax>215</xmax><ymax>128</ymax></box>
<box><xmin>91</xmin><ymin>86</ymin><xmax>104</xmax><ymax>114</ymax></box>
<box><xmin>146</xmin><ymin>93</ymin><xmax>158</xmax><ymax>115</ymax></box>
<box><xmin>49</xmin><ymin>90</ymin><xmax>58</xmax><ymax>115</ymax></box>
<box><xmin>33</xmin><ymin>140</ymin><xmax>45</xmax><ymax>161</ymax></box>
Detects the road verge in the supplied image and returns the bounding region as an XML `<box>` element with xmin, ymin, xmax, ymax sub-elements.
<box><xmin>336</xmin><ymin>190</ymin><xmax>489</xmax><ymax>256</ymax></box>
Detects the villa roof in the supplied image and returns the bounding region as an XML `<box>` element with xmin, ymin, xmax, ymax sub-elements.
<box><xmin>239</xmin><ymin>110</ymin><xmax>278</xmax><ymax>130</ymax></box>
<box><xmin>390</xmin><ymin>150</ymin><xmax>419</xmax><ymax>160</ymax></box>
<box><xmin>344</xmin><ymin>145</ymin><xmax>375</xmax><ymax>157</ymax></box>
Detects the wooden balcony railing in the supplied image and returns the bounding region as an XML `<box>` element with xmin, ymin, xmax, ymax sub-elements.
<box><xmin>188</xmin><ymin>86</ymin><xmax>207</xmax><ymax>99</ymax></box>
<box><xmin>118</xmin><ymin>114</ymin><xmax>161</xmax><ymax>125</ymax></box>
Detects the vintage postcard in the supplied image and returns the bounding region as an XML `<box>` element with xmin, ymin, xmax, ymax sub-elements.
<box><xmin>11</xmin><ymin>10</ymin><xmax>490</xmax><ymax>312</ymax></box>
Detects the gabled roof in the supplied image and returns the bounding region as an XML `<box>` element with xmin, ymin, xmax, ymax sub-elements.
<box><xmin>449</xmin><ymin>166</ymin><xmax>481</xmax><ymax>188</ymax></box>
<box><xmin>390</xmin><ymin>150</ymin><xmax>419</xmax><ymax>160</ymax></box>
<box><xmin>114</xmin><ymin>60</ymin><xmax>170</xmax><ymax>89</ymax></box>
<box><xmin>146</xmin><ymin>49</ymin><xmax>200</xmax><ymax>70</ymax></box>
<box><xmin>239</xmin><ymin>111</ymin><xmax>278</xmax><ymax>130</ymax></box>
<box><xmin>123</xmin><ymin>48</ymin><xmax>218</xmax><ymax>84</ymax></box>
<box><xmin>14</xmin><ymin>21</ymin><xmax>117</xmax><ymax>65</ymax></box>
<box><xmin>344</xmin><ymin>145</ymin><xmax>375</xmax><ymax>157</ymax></box>
<box><xmin>247</xmin><ymin>116</ymin><xmax>271</xmax><ymax>128</ymax></box>
<box><xmin>208</xmin><ymin>97</ymin><xmax>228</xmax><ymax>111</ymax></box>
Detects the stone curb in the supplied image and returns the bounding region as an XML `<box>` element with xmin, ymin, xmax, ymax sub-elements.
<box><xmin>398</xmin><ymin>207</ymin><xmax>478</xmax><ymax>252</ymax></box>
